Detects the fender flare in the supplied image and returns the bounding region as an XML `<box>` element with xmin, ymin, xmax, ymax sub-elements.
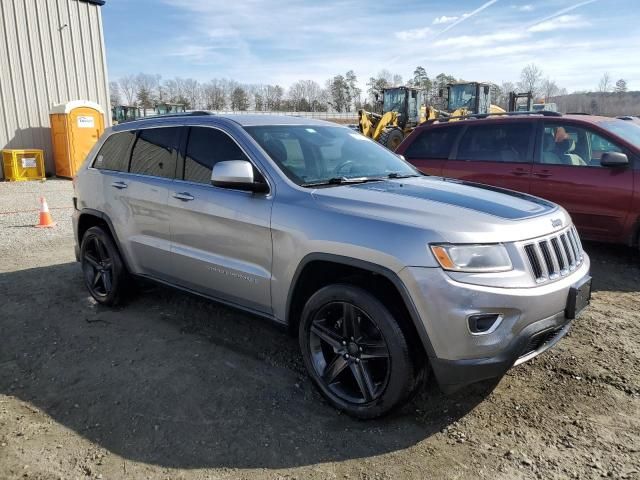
<box><xmin>285</xmin><ymin>252</ymin><xmax>437</xmax><ymax>359</ymax></box>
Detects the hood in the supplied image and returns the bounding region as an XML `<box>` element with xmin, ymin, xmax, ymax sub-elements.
<box><xmin>311</xmin><ymin>176</ymin><xmax>565</xmax><ymax>243</ymax></box>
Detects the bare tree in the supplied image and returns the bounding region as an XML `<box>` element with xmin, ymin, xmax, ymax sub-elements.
<box><xmin>392</xmin><ymin>74</ymin><xmax>403</xmax><ymax>86</ymax></box>
<box><xmin>541</xmin><ymin>78</ymin><xmax>559</xmax><ymax>101</ymax></box>
<box><xmin>265</xmin><ymin>84</ymin><xmax>284</xmax><ymax>110</ymax></box>
<box><xmin>517</xmin><ymin>64</ymin><xmax>543</xmax><ymax>97</ymax></box>
<box><xmin>118</xmin><ymin>75</ymin><xmax>137</xmax><ymax>105</ymax></box>
<box><xmin>202</xmin><ymin>80</ymin><xmax>226</xmax><ymax>110</ymax></box>
<box><xmin>598</xmin><ymin>72</ymin><xmax>612</xmax><ymax>92</ymax></box>
<box><xmin>182</xmin><ymin>78</ymin><xmax>202</xmax><ymax>109</ymax></box>
<box><xmin>109</xmin><ymin>81</ymin><xmax>121</xmax><ymax>106</ymax></box>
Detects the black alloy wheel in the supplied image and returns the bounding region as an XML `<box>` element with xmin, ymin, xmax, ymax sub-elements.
<box><xmin>299</xmin><ymin>284</ymin><xmax>417</xmax><ymax>419</ymax></box>
<box><xmin>80</xmin><ymin>226</ymin><xmax>127</xmax><ymax>306</ymax></box>
<box><xmin>309</xmin><ymin>301</ymin><xmax>390</xmax><ymax>404</ymax></box>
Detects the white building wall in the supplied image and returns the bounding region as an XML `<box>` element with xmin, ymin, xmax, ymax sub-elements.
<box><xmin>0</xmin><ymin>0</ymin><xmax>109</xmax><ymax>176</ymax></box>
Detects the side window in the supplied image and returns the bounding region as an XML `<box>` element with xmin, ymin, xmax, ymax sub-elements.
<box><xmin>404</xmin><ymin>126</ymin><xmax>461</xmax><ymax>159</ymax></box>
<box><xmin>457</xmin><ymin>123</ymin><xmax>533</xmax><ymax>163</ymax></box>
<box><xmin>184</xmin><ymin>127</ymin><xmax>248</xmax><ymax>184</ymax></box>
<box><xmin>540</xmin><ymin>123</ymin><xmax>623</xmax><ymax>167</ymax></box>
<box><xmin>93</xmin><ymin>131</ymin><xmax>135</xmax><ymax>172</ymax></box>
<box><xmin>130</xmin><ymin>127</ymin><xmax>179</xmax><ymax>178</ymax></box>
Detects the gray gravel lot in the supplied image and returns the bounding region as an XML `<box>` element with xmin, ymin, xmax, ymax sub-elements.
<box><xmin>0</xmin><ymin>178</ymin><xmax>639</xmax><ymax>480</ymax></box>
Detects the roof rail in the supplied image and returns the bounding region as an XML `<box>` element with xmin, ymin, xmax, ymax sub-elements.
<box><xmin>126</xmin><ymin>111</ymin><xmax>214</xmax><ymax>122</ymax></box>
<box><xmin>426</xmin><ymin>110</ymin><xmax>562</xmax><ymax>124</ymax></box>
<box><xmin>566</xmin><ymin>112</ymin><xmax>592</xmax><ymax>115</ymax></box>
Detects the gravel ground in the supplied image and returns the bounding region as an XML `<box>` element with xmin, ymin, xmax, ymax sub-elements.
<box><xmin>0</xmin><ymin>179</ymin><xmax>639</xmax><ymax>480</ymax></box>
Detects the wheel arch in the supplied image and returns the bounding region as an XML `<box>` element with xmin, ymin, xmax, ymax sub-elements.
<box><xmin>77</xmin><ymin>209</ymin><xmax>131</xmax><ymax>272</ymax></box>
<box><xmin>285</xmin><ymin>253</ymin><xmax>437</xmax><ymax>360</ymax></box>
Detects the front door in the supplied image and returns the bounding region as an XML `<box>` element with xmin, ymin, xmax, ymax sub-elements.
<box><xmin>443</xmin><ymin>121</ymin><xmax>535</xmax><ymax>193</ymax></box>
<box><xmin>168</xmin><ymin>126</ymin><xmax>273</xmax><ymax>314</ymax></box>
<box><xmin>530</xmin><ymin>122</ymin><xmax>635</xmax><ymax>241</ymax></box>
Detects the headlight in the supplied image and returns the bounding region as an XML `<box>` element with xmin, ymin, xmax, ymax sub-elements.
<box><xmin>430</xmin><ymin>244</ymin><xmax>512</xmax><ymax>272</ymax></box>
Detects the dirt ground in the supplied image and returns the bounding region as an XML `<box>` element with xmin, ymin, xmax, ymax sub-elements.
<box><xmin>1</xmin><ymin>180</ymin><xmax>639</xmax><ymax>480</ymax></box>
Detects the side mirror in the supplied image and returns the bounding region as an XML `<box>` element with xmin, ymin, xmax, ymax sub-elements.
<box><xmin>438</xmin><ymin>88</ymin><xmax>444</xmax><ymax>97</ymax></box>
<box><xmin>483</xmin><ymin>85</ymin><xmax>490</xmax><ymax>95</ymax></box>
<box><xmin>600</xmin><ymin>151</ymin><xmax>629</xmax><ymax>167</ymax></box>
<box><xmin>211</xmin><ymin>160</ymin><xmax>269</xmax><ymax>193</ymax></box>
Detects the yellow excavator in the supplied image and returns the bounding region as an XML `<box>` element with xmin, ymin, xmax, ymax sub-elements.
<box><xmin>359</xmin><ymin>82</ymin><xmax>505</xmax><ymax>149</ymax></box>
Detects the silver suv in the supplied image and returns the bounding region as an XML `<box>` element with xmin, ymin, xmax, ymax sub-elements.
<box><xmin>72</xmin><ymin>114</ymin><xmax>592</xmax><ymax>418</ymax></box>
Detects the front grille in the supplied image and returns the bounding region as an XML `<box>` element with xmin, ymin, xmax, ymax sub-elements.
<box><xmin>523</xmin><ymin>226</ymin><xmax>584</xmax><ymax>283</ymax></box>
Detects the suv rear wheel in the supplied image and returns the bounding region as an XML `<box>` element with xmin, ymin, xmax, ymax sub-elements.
<box><xmin>80</xmin><ymin>226</ymin><xmax>128</xmax><ymax>306</ymax></box>
<box><xmin>299</xmin><ymin>284</ymin><xmax>416</xmax><ymax>419</ymax></box>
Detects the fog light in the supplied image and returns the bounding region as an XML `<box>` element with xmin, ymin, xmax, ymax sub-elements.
<box><xmin>468</xmin><ymin>313</ymin><xmax>503</xmax><ymax>335</ymax></box>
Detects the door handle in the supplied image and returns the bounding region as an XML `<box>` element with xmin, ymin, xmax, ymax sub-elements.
<box><xmin>533</xmin><ymin>172</ymin><xmax>553</xmax><ymax>178</ymax></box>
<box><xmin>173</xmin><ymin>192</ymin><xmax>194</xmax><ymax>201</ymax></box>
<box><xmin>111</xmin><ymin>181</ymin><xmax>128</xmax><ymax>189</ymax></box>
<box><xmin>510</xmin><ymin>170</ymin><xmax>529</xmax><ymax>176</ymax></box>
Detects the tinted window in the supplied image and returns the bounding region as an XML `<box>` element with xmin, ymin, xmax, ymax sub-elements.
<box><xmin>184</xmin><ymin>127</ymin><xmax>248</xmax><ymax>184</ymax></box>
<box><xmin>457</xmin><ymin>123</ymin><xmax>533</xmax><ymax>163</ymax></box>
<box><xmin>130</xmin><ymin>127</ymin><xmax>179</xmax><ymax>178</ymax></box>
<box><xmin>93</xmin><ymin>131</ymin><xmax>135</xmax><ymax>171</ymax></box>
<box><xmin>541</xmin><ymin>123</ymin><xmax>623</xmax><ymax>167</ymax></box>
<box><xmin>404</xmin><ymin>126</ymin><xmax>462</xmax><ymax>159</ymax></box>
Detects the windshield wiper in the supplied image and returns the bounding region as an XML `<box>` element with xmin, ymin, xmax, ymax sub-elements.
<box><xmin>302</xmin><ymin>177</ymin><xmax>384</xmax><ymax>187</ymax></box>
<box><xmin>387</xmin><ymin>172</ymin><xmax>421</xmax><ymax>179</ymax></box>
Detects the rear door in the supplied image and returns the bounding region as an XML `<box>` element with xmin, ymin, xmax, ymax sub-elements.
<box><xmin>530</xmin><ymin>122</ymin><xmax>635</xmax><ymax>241</ymax></box>
<box><xmin>442</xmin><ymin>121</ymin><xmax>535</xmax><ymax>193</ymax></box>
<box><xmin>167</xmin><ymin>125</ymin><xmax>273</xmax><ymax>314</ymax></box>
<box><xmin>105</xmin><ymin>126</ymin><xmax>179</xmax><ymax>278</ymax></box>
<box><xmin>400</xmin><ymin>125</ymin><xmax>462</xmax><ymax>176</ymax></box>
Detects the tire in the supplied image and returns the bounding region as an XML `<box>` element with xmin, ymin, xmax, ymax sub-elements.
<box><xmin>299</xmin><ymin>284</ymin><xmax>416</xmax><ymax>419</ymax></box>
<box><xmin>378</xmin><ymin>127</ymin><xmax>405</xmax><ymax>151</ymax></box>
<box><xmin>80</xmin><ymin>226</ymin><xmax>129</xmax><ymax>306</ymax></box>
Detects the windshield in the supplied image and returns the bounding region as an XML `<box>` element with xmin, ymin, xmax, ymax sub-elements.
<box><xmin>244</xmin><ymin>125</ymin><xmax>419</xmax><ymax>186</ymax></box>
<box><xmin>383</xmin><ymin>89</ymin><xmax>406</xmax><ymax>113</ymax></box>
<box><xmin>598</xmin><ymin>119</ymin><xmax>640</xmax><ymax>147</ymax></box>
<box><xmin>448</xmin><ymin>84</ymin><xmax>476</xmax><ymax>111</ymax></box>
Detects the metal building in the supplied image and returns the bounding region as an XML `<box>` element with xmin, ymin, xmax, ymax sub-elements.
<box><xmin>0</xmin><ymin>0</ymin><xmax>109</xmax><ymax>177</ymax></box>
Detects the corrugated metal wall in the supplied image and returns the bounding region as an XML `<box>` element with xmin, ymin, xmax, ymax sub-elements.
<box><xmin>0</xmin><ymin>0</ymin><xmax>109</xmax><ymax>177</ymax></box>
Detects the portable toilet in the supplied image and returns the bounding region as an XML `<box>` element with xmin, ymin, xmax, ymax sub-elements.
<box><xmin>50</xmin><ymin>100</ymin><xmax>105</xmax><ymax>178</ymax></box>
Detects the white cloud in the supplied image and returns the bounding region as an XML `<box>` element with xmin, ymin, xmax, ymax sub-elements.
<box><xmin>528</xmin><ymin>14</ymin><xmax>590</xmax><ymax>32</ymax></box>
<box><xmin>518</xmin><ymin>4</ymin><xmax>534</xmax><ymax>12</ymax></box>
<box><xmin>433</xmin><ymin>15</ymin><xmax>458</xmax><ymax>24</ymax></box>
<box><xmin>395</xmin><ymin>27</ymin><xmax>432</xmax><ymax>41</ymax></box>
<box><xmin>434</xmin><ymin>32</ymin><xmax>526</xmax><ymax>49</ymax></box>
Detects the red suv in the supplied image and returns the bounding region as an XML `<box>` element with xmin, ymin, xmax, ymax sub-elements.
<box><xmin>397</xmin><ymin>113</ymin><xmax>640</xmax><ymax>247</ymax></box>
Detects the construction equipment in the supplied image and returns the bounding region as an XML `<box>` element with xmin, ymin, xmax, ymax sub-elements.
<box><xmin>508</xmin><ymin>91</ymin><xmax>533</xmax><ymax>112</ymax></box>
<box><xmin>359</xmin><ymin>82</ymin><xmax>505</xmax><ymax>150</ymax></box>
<box><xmin>112</xmin><ymin>105</ymin><xmax>143</xmax><ymax>124</ymax></box>
<box><xmin>358</xmin><ymin>86</ymin><xmax>429</xmax><ymax>150</ymax></box>
<box><xmin>155</xmin><ymin>103</ymin><xmax>186</xmax><ymax>115</ymax></box>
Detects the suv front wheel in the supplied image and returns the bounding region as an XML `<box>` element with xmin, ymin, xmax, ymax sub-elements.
<box><xmin>299</xmin><ymin>284</ymin><xmax>416</xmax><ymax>419</ymax></box>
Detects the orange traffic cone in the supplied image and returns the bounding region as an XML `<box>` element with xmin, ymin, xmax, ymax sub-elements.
<box><xmin>35</xmin><ymin>196</ymin><xmax>56</xmax><ymax>228</ymax></box>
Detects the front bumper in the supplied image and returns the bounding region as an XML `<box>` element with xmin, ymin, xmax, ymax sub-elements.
<box><xmin>399</xmin><ymin>255</ymin><xmax>590</xmax><ymax>391</ymax></box>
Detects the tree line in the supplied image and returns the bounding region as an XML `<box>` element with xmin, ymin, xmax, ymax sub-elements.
<box><xmin>109</xmin><ymin>65</ymin><xmax>632</xmax><ymax>113</ymax></box>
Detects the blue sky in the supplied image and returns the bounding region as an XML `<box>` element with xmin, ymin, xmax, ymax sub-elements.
<box><xmin>102</xmin><ymin>0</ymin><xmax>639</xmax><ymax>92</ymax></box>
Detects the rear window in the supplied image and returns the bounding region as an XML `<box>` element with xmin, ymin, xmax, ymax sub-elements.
<box><xmin>93</xmin><ymin>131</ymin><xmax>135</xmax><ymax>172</ymax></box>
<box><xmin>457</xmin><ymin>122</ymin><xmax>533</xmax><ymax>163</ymax></box>
<box><xmin>130</xmin><ymin>127</ymin><xmax>180</xmax><ymax>179</ymax></box>
<box><xmin>404</xmin><ymin>126</ymin><xmax>462</xmax><ymax>159</ymax></box>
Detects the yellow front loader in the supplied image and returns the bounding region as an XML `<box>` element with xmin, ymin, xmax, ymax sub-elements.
<box><xmin>359</xmin><ymin>82</ymin><xmax>505</xmax><ymax>150</ymax></box>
